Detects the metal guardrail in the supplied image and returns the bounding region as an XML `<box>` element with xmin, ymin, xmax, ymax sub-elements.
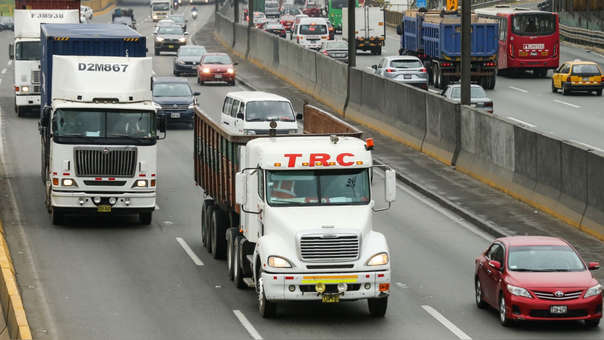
<box><xmin>384</xmin><ymin>0</ymin><xmax>508</xmax><ymax>27</ymax></box>
<box><xmin>560</xmin><ymin>23</ymin><xmax>604</xmax><ymax>49</ymax></box>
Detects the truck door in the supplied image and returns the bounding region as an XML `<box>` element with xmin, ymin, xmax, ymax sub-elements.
<box><xmin>221</xmin><ymin>96</ymin><xmax>233</xmax><ymax>127</ymax></box>
<box><xmin>230</xmin><ymin>100</ymin><xmax>242</xmax><ymax>133</ymax></box>
<box><xmin>242</xmin><ymin>168</ymin><xmax>264</xmax><ymax>242</ymax></box>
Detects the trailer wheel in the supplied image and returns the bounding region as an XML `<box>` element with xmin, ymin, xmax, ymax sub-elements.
<box><xmin>211</xmin><ymin>208</ymin><xmax>227</xmax><ymax>259</ymax></box>
<box><xmin>226</xmin><ymin>228</ymin><xmax>238</xmax><ymax>280</ymax></box>
<box><xmin>432</xmin><ymin>64</ymin><xmax>440</xmax><ymax>88</ymax></box>
<box><xmin>368</xmin><ymin>297</ymin><xmax>388</xmax><ymax>317</ymax></box>
<box><xmin>139</xmin><ymin>212</ymin><xmax>152</xmax><ymax>225</ymax></box>
<box><xmin>376</xmin><ymin>46</ymin><xmax>382</xmax><ymax>56</ymax></box>
<box><xmin>204</xmin><ymin>204</ymin><xmax>215</xmax><ymax>253</ymax></box>
<box><xmin>233</xmin><ymin>236</ymin><xmax>246</xmax><ymax>289</ymax></box>
<box><xmin>487</xmin><ymin>75</ymin><xmax>496</xmax><ymax>90</ymax></box>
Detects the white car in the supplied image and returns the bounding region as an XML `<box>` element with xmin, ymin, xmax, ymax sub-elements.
<box><xmin>80</xmin><ymin>5</ymin><xmax>93</xmax><ymax>20</ymax></box>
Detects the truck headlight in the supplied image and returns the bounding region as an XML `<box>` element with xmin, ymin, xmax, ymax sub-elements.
<box><xmin>267</xmin><ymin>256</ymin><xmax>293</xmax><ymax>268</ymax></box>
<box><xmin>176</xmin><ymin>60</ymin><xmax>185</xmax><ymax>65</ymax></box>
<box><xmin>366</xmin><ymin>252</ymin><xmax>389</xmax><ymax>266</ymax></box>
<box><xmin>584</xmin><ymin>284</ymin><xmax>602</xmax><ymax>298</ymax></box>
<box><xmin>507</xmin><ymin>284</ymin><xmax>532</xmax><ymax>298</ymax></box>
<box><xmin>61</xmin><ymin>178</ymin><xmax>77</xmax><ymax>187</ymax></box>
<box><xmin>156</xmin><ymin>37</ymin><xmax>164</xmax><ymax>42</ymax></box>
<box><xmin>21</xmin><ymin>86</ymin><xmax>30</xmax><ymax>93</ymax></box>
<box><xmin>133</xmin><ymin>179</ymin><xmax>148</xmax><ymax>188</ymax></box>
<box><xmin>179</xmin><ymin>37</ymin><xmax>186</xmax><ymax>43</ymax></box>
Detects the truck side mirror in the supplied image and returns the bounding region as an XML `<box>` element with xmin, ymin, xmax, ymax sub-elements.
<box><xmin>235</xmin><ymin>172</ymin><xmax>247</xmax><ymax>205</ymax></box>
<box><xmin>236</xmin><ymin>113</ymin><xmax>244</xmax><ymax>120</ymax></box>
<box><xmin>158</xmin><ymin>116</ymin><xmax>168</xmax><ymax>139</ymax></box>
<box><xmin>9</xmin><ymin>43</ymin><xmax>14</xmax><ymax>60</ymax></box>
<box><xmin>371</xmin><ymin>65</ymin><xmax>377</xmax><ymax>70</ymax></box>
<box><xmin>296</xmin><ymin>113</ymin><xmax>303</xmax><ymax>120</ymax></box>
<box><xmin>384</xmin><ymin>169</ymin><xmax>396</xmax><ymax>203</ymax></box>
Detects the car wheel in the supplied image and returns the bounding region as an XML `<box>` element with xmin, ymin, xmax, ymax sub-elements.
<box><xmin>475</xmin><ymin>278</ymin><xmax>487</xmax><ymax>309</ymax></box>
<box><xmin>551</xmin><ymin>80</ymin><xmax>557</xmax><ymax>93</ymax></box>
<box><xmin>562</xmin><ymin>85</ymin><xmax>570</xmax><ymax>95</ymax></box>
<box><xmin>499</xmin><ymin>294</ymin><xmax>512</xmax><ymax>327</ymax></box>
<box><xmin>230</xmin><ymin>79</ymin><xmax>236</xmax><ymax>86</ymax></box>
<box><xmin>585</xmin><ymin>319</ymin><xmax>600</xmax><ymax>328</ymax></box>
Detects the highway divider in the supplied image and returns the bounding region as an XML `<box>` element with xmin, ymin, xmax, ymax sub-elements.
<box><xmin>213</xmin><ymin>12</ymin><xmax>604</xmax><ymax>241</ymax></box>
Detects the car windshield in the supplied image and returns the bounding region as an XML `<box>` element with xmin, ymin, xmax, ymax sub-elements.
<box><xmin>245</xmin><ymin>101</ymin><xmax>295</xmax><ymax>121</ymax></box>
<box><xmin>203</xmin><ymin>55</ymin><xmax>232</xmax><ymax>64</ymax></box>
<box><xmin>331</xmin><ymin>0</ymin><xmax>347</xmax><ymax>9</ymax></box>
<box><xmin>572</xmin><ymin>64</ymin><xmax>601</xmax><ymax>76</ymax></box>
<box><xmin>153</xmin><ymin>83</ymin><xmax>192</xmax><ymax>97</ymax></box>
<box><xmin>169</xmin><ymin>15</ymin><xmax>185</xmax><ymax>23</ymax></box>
<box><xmin>266</xmin><ymin>169</ymin><xmax>370</xmax><ymax>206</ymax></box>
<box><xmin>52</xmin><ymin>109</ymin><xmax>156</xmax><ymax>140</ymax></box>
<box><xmin>15</xmin><ymin>41</ymin><xmax>41</xmax><ymax>61</ymax></box>
<box><xmin>512</xmin><ymin>13</ymin><xmax>556</xmax><ymax>36</ymax></box>
<box><xmin>152</xmin><ymin>3</ymin><xmax>170</xmax><ymax>10</ymax></box>
<box><xmin>508</xmin><ymin>245</ymin><xmax>586</xmax><ymax>272</ymax></box>
<box><xmin>179</xmin><ymin>47</ymin><xmax>206</xmax><ymax>56</ymax></box>
<box><xmin>390</xmin><ymin>59</ymin><xmax>423</xmax><ymax>69</ymax></box>
<box><xmin>300</xmin><ymin>24</ymin><xmax>327</xmax><ymax>35</ymax></box>
<box><xmin>327</xmin><ymin>41</ymin><xmax>348</xmax><ymax>49</ymax></box>
<box><xmin>450</xmin><ymin>86</ymin><xmax>487</xmax><ymax>99</ymax></box>
<box><xmin>158</xmin><ymin>26</ymin><xmax>183</xmax><ymax>34</ymax></box>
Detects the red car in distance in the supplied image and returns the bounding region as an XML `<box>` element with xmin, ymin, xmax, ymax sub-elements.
<box><xmin>475</xmin><ymin>236</ymin><xmax>602</xmax><ymax>328</ymax></box>
<box><xmin>197</xmin><ymin>53</ymin><xmax>237</xmax><ymax>86</ymax></box>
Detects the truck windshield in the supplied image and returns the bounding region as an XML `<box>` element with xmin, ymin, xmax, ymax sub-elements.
<box><xmin>152</xmin><ymin>3</ymin><xmax>170</xmax><ymax>11</ymax></box>
<box><xmin>246</xmin><ymin>101</ymin><xmax>295</xmax><ymax>122</ymax></box>
<box><xmin>52</xmin><ymin>109</ymin><xmax>156</xmax><ymax>144</ymax></box>
<box><xmin>266</xmin><ymin>169</ymin><xmax>370</xmax><ymax>206</ymax></box>
<box><xmin>16</xmin><ymin>41</ymin><xmax>41</xmax><ymax>61</ymax></box>
<box><xmin>512</xmin><ymin>13</ymin><xmax>556</xmax><ymax>36</ymax></box>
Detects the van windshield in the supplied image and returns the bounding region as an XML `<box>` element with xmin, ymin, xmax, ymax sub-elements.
<box><xmin>245</xmin><ymin>101</ymin><xmax>295</xmax><ymax>121</ymax></box>
<box><xmin>266</xmin><ymin>169</ymin><xmax>370</xmax><ymax>206</ymax></box>
<box><xmin>300</xmin><ymin>24</ymin><xmax>327</xmax><ymax>35</ymax></box>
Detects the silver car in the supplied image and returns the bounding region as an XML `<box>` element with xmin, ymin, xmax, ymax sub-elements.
<box><xmin>442</xmin><ymin>84</ymin><xmax>494</xmax><ymax>113</ymax></box>
<box><xmin>372</xmin><ymin>56</ymin><xmax>428</xmax><ymax>89</ymax></box>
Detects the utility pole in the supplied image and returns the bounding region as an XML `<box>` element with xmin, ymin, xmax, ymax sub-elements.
<box><xmin>248</xmin><ymin>0</ymin><xmax>254</xmax><ymax>27</ymax></box>
<box><xmin>234</xmin><ymin>0</ymin><xmax>239</xmax><ymax>23</ymax></box>
<box><xmin>347</xmin><ymin>0</ymin><xmax>356</xmax><ymax>67</ymax></box>
<box><xmin>460</xmin><ymin>0</ymin><xmax>470</xmax><ymax>105</ymax></box>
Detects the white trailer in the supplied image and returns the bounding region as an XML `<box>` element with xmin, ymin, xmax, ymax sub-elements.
<box><xmin>9</xmin><ymin>9</ymin><xmax>80</xmax><ymax>117</ymax></box>
<box><xmin>342</xmin><ymin>6</ymin><xmax>386</xmax><ymax>55</ymax></box>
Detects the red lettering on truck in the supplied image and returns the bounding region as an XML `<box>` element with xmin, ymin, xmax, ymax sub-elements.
<box><xmin>284</xmin><ymin>154</ymin><xmax>302</xmax><ymax>167</ymax></box>
<box><xmin>336</xmin><ymin>153</ymin><xmax>354</xmax><ymax>166</ymax></box>
<box><xmin>284</xmin><ymin>153</ymin><xmax>358</xmax><ymax>167</ymax></box>
<box><xmin>309</xmin><ymin>153</ymin><xmax>330</xmax><ymax>167</ymax></box>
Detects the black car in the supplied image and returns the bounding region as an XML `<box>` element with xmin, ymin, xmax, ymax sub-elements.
<box><xmin>264</xmin><ymin>23</ymin><xmax>287</xmax><ymax>38</ymax></box>
<box><xmin>112</xmin><ymin>7</ymin><xmax>135</xmax><ymax>21</ymax></box>
<box><xmin>173</xmin><ymin>45</ymin><xmax>207</xmax><ymax>76</ymax></box>
<box><xmin>168</xmin><ymin>14</ymin><xmax>187</xmax><ymax>32</ymax></box>
<box><xmin>154</xmin><ymin>25</ymin><xmax>188</xmax><ymax>55</ymax></box>
<box><xmin>0</xmin><ymin>16</ymin><xmax>14</xmax><ymax>31</ymax></box>
<box><xmin>319</xmin><ymin>41</ymin><xmax>348</xmax><ymax>63</ymax></box>
<box><xmin>152</xmin><ymin>77</ymin><xmax>200</xmax><ymax>126</ymax></box>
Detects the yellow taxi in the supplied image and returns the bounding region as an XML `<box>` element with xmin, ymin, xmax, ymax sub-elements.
<box><xmin>552</xmin><ymin>60</ymin><xmax>603</xmax><ymax>96</ymax></box>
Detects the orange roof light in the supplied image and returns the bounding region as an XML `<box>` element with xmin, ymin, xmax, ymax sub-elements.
<box><xmin>365</xmin><ymin>138</ymin><xmax>374</xmax><ymax>150</ymax></box>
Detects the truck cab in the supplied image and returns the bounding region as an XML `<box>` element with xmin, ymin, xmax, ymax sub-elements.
<box><xmin>151</xmin><ymin>0</ymin><xmax>171</xmax><ymax>22</ymax></box>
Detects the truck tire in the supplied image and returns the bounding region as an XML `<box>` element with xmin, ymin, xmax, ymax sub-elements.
<box><xmin>226</xmin><ymin>228</ymin><xmax>238</xmax><ymax>280</ymax></box>
<box><xmin>139</xmin><ymin>211</ymin><xmax>152</xmax><ymax>225</ymax></box>
<box><xmin>367</xmin><ymin>297</ymin><xmax>388</xmax><ymax>317</ymax></box>
<box><xmin>211</xmin><ymin>208</ymin><xmax>227</xmax><ymax>259</ymax></box>
<box><xmin>203</xmin><ymin>203</ymin><xmax>215</xmax><ymax>253</ymax></box>
<box><xmin>376</xmin><ymin>46</ymin><xmax>382</xmax><ymax>56</ymax></box>
<box><xmin>51</xmin><ymin>207</ymin><xmax>64</xmax><ymax>226</ymax></box>
<box><xmin>257</xmin><ymin>271</ymin><xmax>276</xmax><ymax>318</ymax></box>
<box><xmin>432</xmin><ymin>64</ymin><xmax>440</xmax><ymax>88</ymax></box>
<box><xmin>233</xmin><ymin>236</ymin><xmax>246</xmax><ymax>289</ymax></box>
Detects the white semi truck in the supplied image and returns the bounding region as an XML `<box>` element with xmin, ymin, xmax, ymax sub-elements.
<box><xmin>10</xmin><ymin>9</ymin><xmax>80</xmax><ymax>116</ymax></box>
<box><xmin>342</xmin><ymin>7</ymin><xmax>386</xmax><ymax>55</ymax></box>
<box><xmin>40</xmin><ymin>24</ymin><xmax>164</xmax><ymax>225</ymax></box>
<box><xmin>194</xmin><ymin>105</ymin><xmax>396</xmax><ymax>317</ymax></box>
<box><xmin>151</xmin><ymin>0</ymin><xmax>171</xmax><ymax>22</ymax></box>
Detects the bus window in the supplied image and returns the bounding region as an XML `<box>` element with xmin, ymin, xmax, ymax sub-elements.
<box><xmin>512</xmin><ymin>14</ymin><xmax>556</xmax><ymax>36</ymax></box>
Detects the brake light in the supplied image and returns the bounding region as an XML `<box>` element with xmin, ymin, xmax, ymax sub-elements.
<box><xmin>323</xmin><ymin>50</ymin><xmax>328</xmax><ymax>55</ymax></box>
<box><xmin>297</xmin><ymin>36</ymin><xmax>300</xmax><ymax>43</ymax></box>
<box><xmin>484</xmin><ymin>102</ymin><xmax>493</xmax><ymax>107</ymax></box>
<box><xmin>440</xmin><ymin>62</ymin><xmax>452</xmax><ymax>68</ymax></box>
<box><xmin>484</xmin><ymin>62</ymin><xmax>496</xmax><ymax>67</ymax></box>
<box><xmin>385</xmin><ymin>68</ymin><xmax>394</xmax><ymax>73</ymax></box>
<box><xmin>420</xmin><ymin>67</ymin><xmax>427</xmax><ymax>73</ymax></box>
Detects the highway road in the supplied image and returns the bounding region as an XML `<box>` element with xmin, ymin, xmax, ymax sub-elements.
<box><xmin>0</xmin><ymin>4</ymin><xmax>602</xmax><ymax>340</ymax></box>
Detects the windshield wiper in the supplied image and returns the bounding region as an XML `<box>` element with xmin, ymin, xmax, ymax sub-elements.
<box><xmin>108</xmin><ymin>135</ymin><xmax>153</xmax><ymax>142</ymax></box>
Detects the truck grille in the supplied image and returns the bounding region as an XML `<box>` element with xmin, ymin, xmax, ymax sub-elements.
<box><xmin>31</xmin><ymin>70</ymin><xmax>41</xmax><ymax>84</ymax></box>
<box><xmin>299</xmin><ymin>234</ymin><xmax>360</xmax><ymax>262</ymax></box>
<box><xmin>74</xmin><ymin>147</ymin><xmax>137</xmax><ymax>178</ymax></box>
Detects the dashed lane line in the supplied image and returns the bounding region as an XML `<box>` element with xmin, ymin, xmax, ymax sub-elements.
<box><xmin>176</xmin><ymin>237</ymin><xmax>204</xmax><ymax>266</ymax></box>
<box><xmin>508</xmin><ymin>86</ymin><xmax>528</xmax><ymax>93</ymax></box>
<box><xmin>554</xmin><ymin>99</ymin><xmax>581</xmax><ymax>109</ymax></box>
<box><xmin>422</xmin><ymin>305</ymin><xmax>472</xmax><ymax>340</ymax></box>
<box><xmin>7</xmin><ymin>60</ymin><xmax>12</xmax><ymax>66</ymax></box>
<box><xmin>233</xmin><ymin>310</ymin><xmax>263</xmax><ymax>340</ymax></box>
<box><xmin>1</xmin><ymin>68</ymin><xmax>5</xmax><ymax>74</ymax></box>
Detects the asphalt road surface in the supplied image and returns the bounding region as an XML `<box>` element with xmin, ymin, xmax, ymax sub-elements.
<box><xmin>0</xmin><ymin>4</ymin><xmax>602</xmax><ymax>340</ymax></box>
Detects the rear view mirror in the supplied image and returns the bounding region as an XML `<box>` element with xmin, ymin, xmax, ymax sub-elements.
<box><xmin>193</xmin><ymin>91</ymin><xmax>200</xmax><ymax>96</ymax></box>
<box><xmin>9</xmin><ymin>43</ymin><xmax>14</xmax><ymax>60</ymax></box>
<box><xmin>236</xmin><ymin>113</ymin><xmax>244</xmax><ymax>120</ymax></box>
<box><xmin>235</xmin><ymin>172</ymin><xmax>247</xmax><ymax>205</ymax></box>
<box><xmin>184</xmin><ymin>31</ymin><xmax>190</xmax><ymax>35</ymax></box>
<box><xmin>488</xmin><ymin>260</ymin><xmax>502</xmax><ymax>271</ymax></box>
<box><xmin>371</xmin><ymin>65</ymin><xmax>377</xmax><ymax>70</ymax></box>
<box><xmin>588</xmin><ymin>262</ymin><xmax>600</xmax><ymax>270</ymax></box>
<box><xmin>158</xmin><ymin>116</ymin><xmax>167</xmax><ymax>135</ymax></box>
<box><xmin>384</xmin><ymin>169</ymin><xmax>396</xmax><ymax>203</ymax></box>
<box><xmin>296</xmin><ymin>113</ymin><xmax>303</xmax><ymax>120</ymax></box>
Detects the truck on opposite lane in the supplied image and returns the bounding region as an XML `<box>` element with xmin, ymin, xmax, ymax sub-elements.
<box><xmin>194</xmin><ymin>104</ymin><xmax>396</xmax><ymax>317</ymax></box>
<box><xmin>39</xmin><ymin>24</ymin><xmax>165</xmax><ymax>225</ymax></box>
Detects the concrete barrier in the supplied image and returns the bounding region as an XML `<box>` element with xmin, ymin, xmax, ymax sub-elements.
<box><xmin>233</xmin><ymin>23</ymin><xmax>248</xmax><ymax>57</ymax></box>
<box><xmin>312</xmin><ymin>54</ymin><xmax>348</xmax><ymax>114</ymax></box>
<box><xmin>247</xmin><ymin>29</ymin><xmax>278</xmax><ymax>69</ymax></box>
<box><xmin>215</xmin><ymin>13</ymin><xmax>234</xmax><ymax>47</ymax></box>
<box><xmin>583</xmin><ymin>150</ymin><xmax>604</xmax><ymax>238</ymax></box>
<box><xmin>422</xmin><ymin>92</ymin><xmax>460</xmax><ymax>165</ymax></box>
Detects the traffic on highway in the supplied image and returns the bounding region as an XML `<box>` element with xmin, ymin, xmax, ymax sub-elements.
<box><xmin>0</xmin><ymin>0</ymin><xmax>602</xmax><ymax>339</ymax></box>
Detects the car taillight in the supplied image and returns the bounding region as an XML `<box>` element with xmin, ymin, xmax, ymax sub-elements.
<box><xmin>484</xmin><ymin>62</ymin><xmax>496</xmax><ymax>67</ymax></box>
<box><xmin>323</xmin><ymin>50</ymin><xmax>328</xmax><ymax>55</ymax></box>
<box><xmin>441</xmin><ymin>62</ymin><xmax>452</xmax><ymax>68</ymax></box>
<box><xmin>484</xmin><ymin>102</ymin><xmax>493</xmax><ymax>107</ymax></box>
<box><xmin>385</xmin><ymin>68</ymin><xmax>394</xmax><ymax>73</ymax></box>
<box><xmin>420</xmin><ymin>68</ymin><xmax>427</xmax><ymax>73</ymax></box>
<box><xmin>296</xmin><ymin>36</ymin><xmax>300</xmax><ymax>43</ymax></box>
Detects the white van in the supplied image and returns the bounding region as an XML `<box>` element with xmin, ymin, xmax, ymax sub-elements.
<box><xmin>221</xmin><ymin>91</ymin><xmax>301</xmax><ymax>135</ymax></box>
<box><xmin>293</xmin><ymin>18</ymin><xmax>329</xmax><ymax>50</ymax></box>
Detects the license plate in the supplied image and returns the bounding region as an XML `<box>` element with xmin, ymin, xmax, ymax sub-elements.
<box><xmin>168</xmin><ymin>44</ymin><xmax>174</xmax><ymax>48</ymax></box>
<box><xmin>550</xmin><ymin>305</ymin><xmax>567</xmax><ymax>314</ymax></box>
<box><xmin>404</xmin><ymin>74</ymin><xmax>412</xmax><ymax>79</ymax></box>
<box><xmin>97</xmin><ymin>205</ymin><xmax>111</xmax><ymax>213</ymax></box>
<box><xmin>321</xmin><ymin>294</ymin><xmax>340</xmax><ymax>303</ymax></box>
<box><xmin>170</xmin><ymin>112</ymin><xmax>180</xmax><ymax>119</ymax></box>
<box><xmin>215</xmin><ymin>74</ymin><xmax>223</xmax><ymax>79</ymax></box>
<box><xmin>584</xmin><ymin>77</ymin><xmax>590</xmax><ymax>82</ymax></box>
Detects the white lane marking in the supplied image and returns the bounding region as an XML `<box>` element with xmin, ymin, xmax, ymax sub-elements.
<box><xmin>396</xmin><ymin>282</ymin><xmax>408</xmax><ymax>289</ymax></box>
<box><xmin>554</xmin><ymin>99</ymin><xmax>581</xmax><ymax>109</ymax></box>
<box><xmin>422</xmin><ymin>305</ymin><xmax>472</xmax><ymax>340</ymax></box>
<box><xmin>7</xmin><ymin>60</ymin><xmax>12</xmax><ymax>66</ymax></box>
<box><xmin>176</xmin><ymin>237</ymin><xmax>204</xmax><ymax>266</ymax></box>
<box><xmin>0</xmin><ymin>79</ymin><xmax>2</xmax><ymax>86</ymax></box>
<box><xmin>506</xmin><ymin>117</ymin><xmax>536</xmax><ymax>128</ymax></box>
<box><xmin>508</xmin><ymin>86</ymin><xmax>528</xmax><ymax>93</ymax></box>
<box><xmin>1</xmin><ymin>68</ymin><xmax>6</xmax><ymax>74</ymax></box>
<box><xmin>233</xmin><ymin>310</ymin><xmax>263</xmax><ymax>340</ymax></box>
<box><xmin>374</xmin><ymin>170</ymin><xmax>494</xmax><ymax>242</ymax></box>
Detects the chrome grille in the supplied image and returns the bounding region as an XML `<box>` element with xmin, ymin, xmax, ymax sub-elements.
<box><xmin>74</xmin><ymin>147</ymin><xmax>137</xmax><ymax>178</ymax></box>
<box><xmin>532</xmin><ymin>290</ymin><xmax>583</xmax><ymax>300</ymax></box>
<box><xmin>299</xmin><ymin>234</ymin><xmax>359</xmax><ymax>262</ymax></box>
<box><xmin>31</xmin><ymin>70</ymin><xmax>41</xmax><ymax>84</ymax></box>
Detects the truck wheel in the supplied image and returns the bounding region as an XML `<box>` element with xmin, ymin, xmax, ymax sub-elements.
<box><xmin>51</xmin><ymin>207</ymin><xmax>64</xmax><ymax>226</ymax></box>
<box><xmin>440</xmin><ymin>75</ymin><xmax>449</xmax><ymax>88</ymax></box>
<box><xmin>211</xmin><ymin>208</ymin><xmax>227</xmax><ymax>259</ymax></box>
<box><xmin>226</xmin><ymin>228</ymin><xmax>238</xmax><ymax>280</ymax></box>
<box><xmin>139</xmin><ymin>211</ymin><xmax>152</xmax><ymax>225</ymax></box>
<box><xmin>233</xmin><ymin>236</ymin><xmax>246</xmax><ymax>289</ymax></box>
<box><xmin>201</xmin><ymin>202</ymin><xmax>210</xmax><ymax>249</ymax></box>
<box><xmin>432</xmin><ymin>65</ymin><xmax>440</xmax><ymax>88</ymax></box>
<box><xmin>376</xmin><ymin>46</ymin><xmax>382</xmax><ymax>56</ymax></box>
<box><xmin>488</xmin><ymin>75</ymin><xmax>496</xmax><ymax>89</ymax></box>
<box><xmin>367</xmin><ymin>297</ymin><xmax>388</xmax><ymax>317</ymax></box>
<box><xmin>257</xmin><ymin>273</ymin><xmax>276</xmax><ymax>318</ymax></box>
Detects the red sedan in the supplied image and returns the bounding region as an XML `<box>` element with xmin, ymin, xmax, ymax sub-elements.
<box><xmin>475</xmin><ymin>236</ymin><xmax>602</xmax><ymax>328</ymax></box>
<box><xmin>197</xmin><ymin>53</ymin><xmax>237</xmax><ymax>86</ymax></box>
